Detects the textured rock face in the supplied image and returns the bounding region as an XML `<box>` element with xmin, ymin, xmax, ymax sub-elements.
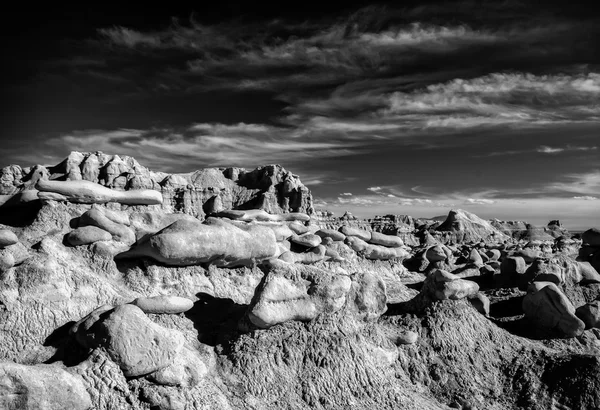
<box><xmin>0</xmin><ymin>151</ymin><xmax>314</xmax><ymax>218</ymax></box>
<box><xmin>0</xmin><ymin>362</ymin><xmax>92</xmax><ymax>410</ymax></box>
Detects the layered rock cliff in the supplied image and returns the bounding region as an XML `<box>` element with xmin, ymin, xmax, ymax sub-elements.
<box><xmin>0</xmin><ymin>151</ymin><xmax>314</xmax><ymax>218</ymax></box>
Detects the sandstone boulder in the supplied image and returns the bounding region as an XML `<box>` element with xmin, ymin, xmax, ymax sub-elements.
<box><xmin>423</xmin><ymin>269</ymin><xmax>479</xmax><ymax>300</ymax></box>
<box><xmin>315</xmin><ymin>229</ymin><xmax>346</xmax><ymax>242</ymax></box>
<box><xmin>288</xmin><ymin>222</ymin><xmax>310</xmax><ymax>235</ymax></box>
<box><xmin>36</xmin><ymin>179</ymin><xmax>163</xmax><ymax>205</ymax></box>
<box><xmin>131</xmin><ymin>296</ymin><xmax>194</xmax><ymax>314</ymax></box>
<box><xmin>522</xmin><ymin>282</ymin><xmax>585</xmax><ymax>338</ymax></box>
<box><xmin>425</xmin><ymin>245</ymin><xmax>447</xmax><ymax>262</ymax></box>
<box><xmin>121</xmin><ymin>218</ymin><xmax>278</xmax><ymax>267</ymax></box>
<box><xmin>345</xmin><ymin>236</ymin><xmax>404</xmax><ymax>260</ymax></box>
<box><xmin>65</xmin><ymin>226</ymin><xmax>112</xmax><ymax>246</ymax></box>
<box><xmin>290</xmin><ymin>233</ymin><xmax>322</xmax><ymax>248</ymax></box>
<box><xmin>248</xmin><ymin>263</ymin><xmax>352</xmax><ymax>328</ymax></box>
<box><xmin>79</xmin><ymin>208</ymin><xmax>136</xmax><ymax>245</ymax></box>
<box><xmin>368</xmin><ymin>231</ymin><xmax>404</xmax><ymax>248</ymax></box>
<box><xmin>94</xmin><ymin>304</ymin><xmax>185</xmax><ymax>376</ymax></box>
<box><xmin>339</xmin><ymin>226</ymin><xmax>371</xmax><ymax>241</ymax></box>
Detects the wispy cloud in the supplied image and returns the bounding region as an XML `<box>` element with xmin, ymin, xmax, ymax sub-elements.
<box><xmin>537</xmin><ymin>145</ymin><xmax>597</xmax><ymax>154</ymax></box>
<box><xmin>30</xmin><ymin>123</ymin><xmax>365</xmax><ymax>172</ymax></box>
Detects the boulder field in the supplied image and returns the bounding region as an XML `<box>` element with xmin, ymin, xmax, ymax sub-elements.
<box><xmin>1</xmin><ymin>153</ymin><xmax>600</xmax><ymax>409</ymax></box>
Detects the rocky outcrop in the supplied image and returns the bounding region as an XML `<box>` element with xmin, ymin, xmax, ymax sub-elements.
<box><xmin>0</xmin><ymin>151</ymin><xmax>314</xmax><ymax>218</ymax></box>
<box><xmin>437</xmin><ymin>209</ymin><xmax>508</xmax><ymax>243</ymax></box>
<box><xmin>3</xmin><ymin>154</ymin><xmax>600</xmax><ymax>410</ymax></box>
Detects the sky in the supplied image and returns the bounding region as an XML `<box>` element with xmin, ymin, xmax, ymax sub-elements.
<box><xmin>2</xmin><ymin>1</ymin><xmax>599</xmax><ymax>229</ymax></box>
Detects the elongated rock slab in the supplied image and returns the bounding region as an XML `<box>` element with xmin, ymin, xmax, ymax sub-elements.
<box><xmin>36</xmin><ymin>179</ymin><xmax>162</xmax><ymax>205</ymax></box>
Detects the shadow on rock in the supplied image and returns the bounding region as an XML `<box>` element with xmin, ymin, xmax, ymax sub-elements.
<box><xmin>0</xmin><ymin>202</ymin><xmax>42</xmax><ymax>227</ymax></box>
<box><xmin>489</xmin><ymin>295</ymin><xmax>525</xmax><ymax>319</ymax></box>
<box><xmin>184</xmin><ymin>292</ymin><xmax>248</xmax><ymax>347</ymax></box>
<box><xmin>43</xmin><ymin>321</ymin><xmax>89</xmax><ymax>366</ymax></box>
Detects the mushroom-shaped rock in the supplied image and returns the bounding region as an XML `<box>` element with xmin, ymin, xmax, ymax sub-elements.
<box><xmin>522</xmin><ymin>282</ymin><xmax>585</xmax><ymax>338</ymax></box>
<box><xmin>425</xmin><ymin>245</ymin><xmax>447</xmax><ymax>262</ymax></box>
<box><xmin>315</xmin><ymin>229</ymin><xmax>346</xmax><ymax>242</ymax></box>
<box><xmin>120</xmin><ymin>218</ymin><xmax>278</xmax><ymax>268</ymax></box>
<box><xmin>575</xmin><ymin>301</ymin><xmax>600</xmax><ymax>329</ymax></box>
<box><xmin>79</xmin><ymin>208</ymin><xmax>136</xmax><ymax>245</ymax></box>
<box><xmin>36</xmin><ymin>178</ymin><xmax>163</xmax><ymax>205</ymax></box>
<box><xmin>248</xmin><ymin>263</ymin><xmax>352</xmax><ymax>328</ymax></box>
<box><xmin>93</xmin><ymin>304</ymin><xmax>185</xmax><ymax>377</ymax></box>
<box><xmin>65</xmin><ymin>226</ymin><xmax>112</xmax><ymax>246</ymax></box>
<box><xmin>368</xmin><ymin>231</ymin><xmax>404</xmax><ymax>248</ymax></box>
<box><xmin>0</xmin><ymin>363</ymin><xmax>92</xmax><ymax>410</ymax></box>
<box><xmin>290</xmin><ymin>233</ymin><xmax>322</xmax><ymax>248</ymax></box>
<box><xmin>0</xmin><ymin>229</ymin><xmax>18</xmax><ymax>248</ymax></box>
<box><xmin>423</xmin><ymin>269</ymin><xmax>480</xmax><ymax>300</ymax></box>
<box><xmin>131</xmin><ymin>296</ymin><xmax>194</xmax><ymax>314</ymax></box>
<box><xmin>339</xmin><ymin>226</ymin><xmax>371</xmax><ymax>241</ymax></box>
<box><xmin>582</xmin><ymin>228</ymin><xmax>600</xmax><ymax>247</ymax></box>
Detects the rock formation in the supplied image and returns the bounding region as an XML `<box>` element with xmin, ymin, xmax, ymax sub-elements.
<box><xmin>0</xmin><ymin>151</ymin><xmax>314</xmax><ymax>219</ymax></box>
<box><xmin>1</xmin><ymin>153</ymin><xmax>600</xmax><ymax>409</ymax></box>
